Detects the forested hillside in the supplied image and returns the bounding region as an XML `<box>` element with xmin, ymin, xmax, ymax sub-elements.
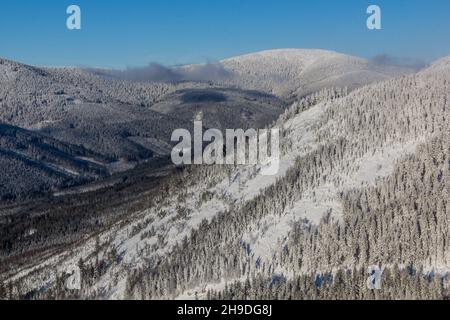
<box><xmin>0</xmin><ymin>54</ymin><xmax>447</xmax><ymax>300</ymax></box>
<box><xmin>0</xmin><ymin>50</ymin><xmax>409</xmax><ymax>202</ymax></box>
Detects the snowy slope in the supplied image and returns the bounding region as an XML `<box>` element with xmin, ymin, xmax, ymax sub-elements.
<box><xmin>1</xmin><ymin>53</ymin><xmax>448</xmax><ymax>300</ymax></box>
<box><xmin>0</xmin><ymin>50</ymin><xmax>411</xmax><ymax>202</ymax></box>
<box><xmin>218</xmin><ymin>49</ymin><xmax>414</xmax><ymax>97</ymax></box>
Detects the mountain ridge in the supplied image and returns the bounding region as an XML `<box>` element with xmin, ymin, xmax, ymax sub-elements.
<box><xmin>0</xmin><ymin>49</ymin><xmax>417</xmax><ymax>202</ymax></box>
<box><xmin>1</xmin><ymin>52</ymin><xmax>448</xmax><ymax>299</ymax></box>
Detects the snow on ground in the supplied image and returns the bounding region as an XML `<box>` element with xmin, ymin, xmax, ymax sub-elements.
<box><xmin>6</xmin><ymin>72</ymin><xmax>428</xmax><ymax>299</ymax></box>
<box><xmin>219</xmin><ymin>49</ymin><xmax>412</xmax><ymax>97</ymax></box>
<box><xmin>95</xmin><ymin>94</ymin><xmax>427</xmax><ymax>297</ymax></box>
<box><xmin>175</xmin><ymin>276</ymin><xmax>249</xmax><ymax>300</ymax></box>
<box><xmin>210</xmin><ymin>101</ymin><xmax>327</xmax><ymax>204</ymax></box>
<box><xmin>342</xmin><ymin>138</ymin><xmax>427</xmax><ymax>190</ymax></box>
<box><xmin>9</xmin><ymin>97</ymin><xmax>326</xmax><ymax>298</ymax></box>
<box><xmin>236</xmin><ymin>97</ymin><xmax>430</xmax><ymax>269</ymax></box>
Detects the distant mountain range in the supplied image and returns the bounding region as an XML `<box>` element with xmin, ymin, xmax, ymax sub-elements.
<box><xmin>0</xmin><ymin>50</ymin><xmax>415</xmax><ymax>201</ymax></box>
<box><xmin>1</xmin><ymin>50</ymin><xmax>448</xmax><ymax>300</ymax></box>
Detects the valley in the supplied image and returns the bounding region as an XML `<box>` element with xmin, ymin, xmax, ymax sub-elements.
<box><xmin>0</xmin><ymin>50</ymin><xmax>448</xmax><ymax>300</ymax></box>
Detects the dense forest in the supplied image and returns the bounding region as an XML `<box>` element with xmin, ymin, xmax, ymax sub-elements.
<box><xmin>0</xmin><ymin>53</ymin><xmax>448</xmax><ymax>300</ymax></box>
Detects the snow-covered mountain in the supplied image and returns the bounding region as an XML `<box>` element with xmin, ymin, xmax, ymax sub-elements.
<box><xmin>0</xmin><ymin>51</ymin><xmax>448</xmax><ymax>300</ymax></box>
<box><xmin>0</xmin><ymin>123</ymin><xmax>109</xmax><ymax>200</ymax></box>
<box><xmin>218</xmin><ymin>49</ymin><xmax>414</xmax><ymax>98</ymax></box>
<box><xmin>0</xmin><ymin>50</ymin><xmax>411</xmax><ymax>202</ymax></box>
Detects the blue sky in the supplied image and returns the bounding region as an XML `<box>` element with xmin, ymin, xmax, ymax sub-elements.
<box><xmin>0</xmin><ymin>0</ymin><xmax>449</xmax><ymax>68</ymax></box>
